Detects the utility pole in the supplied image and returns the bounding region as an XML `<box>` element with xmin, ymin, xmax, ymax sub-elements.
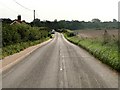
<box><xmin>33</xmin><ymin>10</ymin><xmax>35</xmax><ymax>26</ymax></box>
<box><xmin>34</xmin><ymin>10</ymin><xmax>35</xmax><ymax>20</ymax></box>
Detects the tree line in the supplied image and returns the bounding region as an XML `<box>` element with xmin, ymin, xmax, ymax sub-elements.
<box><xmin>2</xmin><ymin>18</ymin><xmax>119</xmax><ymax>47</ymax></box>
<box><xmin>2</xmin><ymin>18</ymin><xmax>119</xmax><ymax>31</ymax></box>
<box><xmin>31</xmin><ymin>18</ymin><xmax>119</xmax><ymax>30</ymax></box>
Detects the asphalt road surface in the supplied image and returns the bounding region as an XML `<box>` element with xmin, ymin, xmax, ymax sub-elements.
<box><xmin>2</xmin><ymin>32</ymin><xmax>118</xmax><ymax>88</ymax></box>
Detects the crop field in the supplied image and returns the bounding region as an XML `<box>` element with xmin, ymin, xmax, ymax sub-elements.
<box><xmin>75</xmin><ymin>29</ymin><xmax>118</xmax><ymax>39</ymax></box>
<box><xmin>64</xmin><ymin>29</ymin><xmax>120</xmax><ymax>71</ymax></box>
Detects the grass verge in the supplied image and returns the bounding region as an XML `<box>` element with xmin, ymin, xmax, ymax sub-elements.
<box><xmin>2</xmin><ymin>37</ymin><xmax>50</xmax><ymax>59</ymax></box>
<box><xmin>64</xmin><ymin>33</ymin><xmax>120</xmax><ymax>71</ymax></box>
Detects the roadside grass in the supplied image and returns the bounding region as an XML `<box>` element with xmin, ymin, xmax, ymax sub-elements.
<box><xmin>2</xmin><ymin>37</ymin><xmax>50</xmax><ymax>59</ymax></box>
<box><xmin>64</xmin><ymin>33</ymin><xmax>120</xmax><ymax>71</ymax></box>
<box><xmin>2</xmin><ymin>23</ymin><xmax>53</xmax><ymax>59</ymax></box>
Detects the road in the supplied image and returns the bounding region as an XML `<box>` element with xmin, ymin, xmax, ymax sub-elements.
<box><xmin>2</xmin><ymin>32</ymin><xmax>118</xmax><ymax>88</ymax></box>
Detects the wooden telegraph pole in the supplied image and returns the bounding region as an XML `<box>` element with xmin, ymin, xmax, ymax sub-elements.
<box><xmin>34</xmin><ymin>10</ymin><xmax>35</xmax><ymax>20</ymax></box>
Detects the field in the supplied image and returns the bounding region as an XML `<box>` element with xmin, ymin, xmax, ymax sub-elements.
<box><xmin>64</xmin><ymin>29</ymin><xmax>120</xmax><ymax>71</ymax></box>
<box><xmin>75</xmin><ymin>29</ymin><xmax>118</xmax><ymax>39</ymax></box>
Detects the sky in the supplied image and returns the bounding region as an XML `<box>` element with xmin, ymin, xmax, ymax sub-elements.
<box><xmin>0</xmin><ymin>0</ymin><xmax>120</xmax><ymax>22</ymax></box>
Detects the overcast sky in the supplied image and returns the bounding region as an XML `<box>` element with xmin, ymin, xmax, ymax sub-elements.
<box><xmin>0</xmin><ymin>0</ymin><xmax>119</xmax><ymax>22</ymax></box>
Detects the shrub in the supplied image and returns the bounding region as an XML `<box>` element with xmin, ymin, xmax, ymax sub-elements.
<box><xmin>2</xmin><ymin>23</ymin><xmax>50</xmax><ymax>46</ymax></box>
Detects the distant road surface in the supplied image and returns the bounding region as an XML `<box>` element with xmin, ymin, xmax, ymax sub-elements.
<box><xmin>2</xmin><ymin>32</ymin><xmax>118</xmax><ymax>88</ymax></box>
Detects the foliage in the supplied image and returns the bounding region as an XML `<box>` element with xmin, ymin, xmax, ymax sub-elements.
<box><xmin>31</xmin><ymin>19</ymin><xmax>119</xmax><ymax>30</ymax></box>
<box><xmin>2</xmin><ymin>18</ymin><xmax>118</xmax><ymax>31</ymax></box>
<box><xmin>2</xmin><ymin>23</ymin><xmax>50</xmax><ymax>46</ymax></box>
<box><xmin>2</xmin><ymin>22</ymin><xmax>51</xmax><ymax>58</ymax></box>
<box><xmin>63</xmin><ymin>30</ymin><xmax>75</xmax><ymax>37</ymax></box>
<box><xmin>64</xmin><ymin>32</ymin><xmax>120</xmax><ymax>71</ymax></box>
<box><xmin>2</xmin><ymin>38</ymin><xmax>49</xmax><ymax>58</ymax></box>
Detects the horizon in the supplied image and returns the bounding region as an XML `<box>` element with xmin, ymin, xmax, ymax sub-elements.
<box><xmin>1</xmin><ymin>17</ymin><xmax>118</xmax><ymax>23</ymax></box>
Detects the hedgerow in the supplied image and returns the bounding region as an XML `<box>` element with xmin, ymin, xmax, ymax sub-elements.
<box><xmin>2</xmin><ymin>23</ymin><xmax>51</xmax><ymax>58</ymax></box>
<box><xmin>3</xmin><ymin>23</ymin><xmax>51</xmax><ymax>46</ymax></box>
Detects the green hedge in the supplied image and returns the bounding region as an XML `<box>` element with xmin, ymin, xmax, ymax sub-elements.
<box><xmin>2</xmin><ymin>23</ymin><xmax>52</xmax><ymax>58</ymax></box>
<box><xmin>3</xmin><ymin>23</ymin><xmax>51</xmax><ymax>46</ymax></box>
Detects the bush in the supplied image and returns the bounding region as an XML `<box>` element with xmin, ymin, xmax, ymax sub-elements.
<box><xmin>3</xmin><ymin>23</ymin><xmax>50</xmax><ymax>46</ymax></box>
<box><xmin>2</xmin><ymin>23</ymin><xmax>51</xmax><ymax>58</ymax></box>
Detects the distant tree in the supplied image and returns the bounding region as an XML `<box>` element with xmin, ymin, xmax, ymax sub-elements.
<box><xmin>54</xmin><ymin>19</ymin><xmax>57</xmax><ymax>22</ymax></box>
<box><xmin>30</xmin><ymin>18</ymin><xmax>118</xmax><ymax>30</ymax></box>
<box><xmin>53</xmin><ymin>19</ymin><xmax>59</xmax><ymax>30</ymax></box>
<box><xmin>113</xmin><ymin>19</ymin><xmax>117</xmax><ymax>22</ymax></box>
<box><xmin>92</xmin><ymin>18</ymin><xmax>101</xmax><ymax>23</ymax></box>
<box><xmin>32</xmin><ymin>18</ymin><xmax>40</xmax><ymax>26</ymax></box>
<box><xmin>2</xmin><ymin>18</ymin><xmax>12</xmax><ymax>24</ymax></box>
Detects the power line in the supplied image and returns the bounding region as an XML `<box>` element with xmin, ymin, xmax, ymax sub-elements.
<box><xmin>1</xmin><ymin>0</ymin><xmax>39</xmax><ymax>21</ymax></box>
<box><xmin>13</xmin><ymin>0</ymin><xmax>32</xmax><ymax>11</ymax></box>
<box><xmin>13</xmin><ymin>0</ymin><xmax>38</xmax><ymax>21</ymax></box>
<box><xmin>0</xmin><ymin>1</ymin><xmax>19</xmax><ymax>14</ymax></box>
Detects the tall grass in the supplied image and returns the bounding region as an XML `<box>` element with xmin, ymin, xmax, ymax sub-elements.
<box><xmin>2</xmin><ymin>37</ymin><xmax>50</xmax><ymax>58</ymax></box>
<box><xmin>64</xmin><ymin>30</ymin><xmax>120</xmax><ymax>71</ymax></box>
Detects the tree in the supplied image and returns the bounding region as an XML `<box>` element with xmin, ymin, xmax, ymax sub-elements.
<box><xmin>92</xmin><ymin>18</ymin><xmax>101</xmax><ymax>23</ymax></box>
<box><xmin>113</xmin><ymin>19</ymin><xmax>117</xmax><ymax>22</ymax></box>
<box><xmin>32</xmin><ymin>18</ymin><xmax>40</xmax><ymax>26</ymax></box>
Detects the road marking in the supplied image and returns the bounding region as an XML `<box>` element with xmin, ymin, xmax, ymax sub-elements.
<box><xmin>94</xmin><ymin>78</ymin><xmax>101</xmax><ymax>88</ymax></box>
<box><xmin>60</xmin><ymin>68</ymin><xmax>63</xmax><ymax>71</ymax></box>
<box><xmin>59</xmin><ymin>48</ymin><xmax>62</xmax><ymax>71</ymax></box>
<box><xmin>62</xmin><ymin>55</ymin><xmax>68</xmax><ymax>88</ymax></box>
